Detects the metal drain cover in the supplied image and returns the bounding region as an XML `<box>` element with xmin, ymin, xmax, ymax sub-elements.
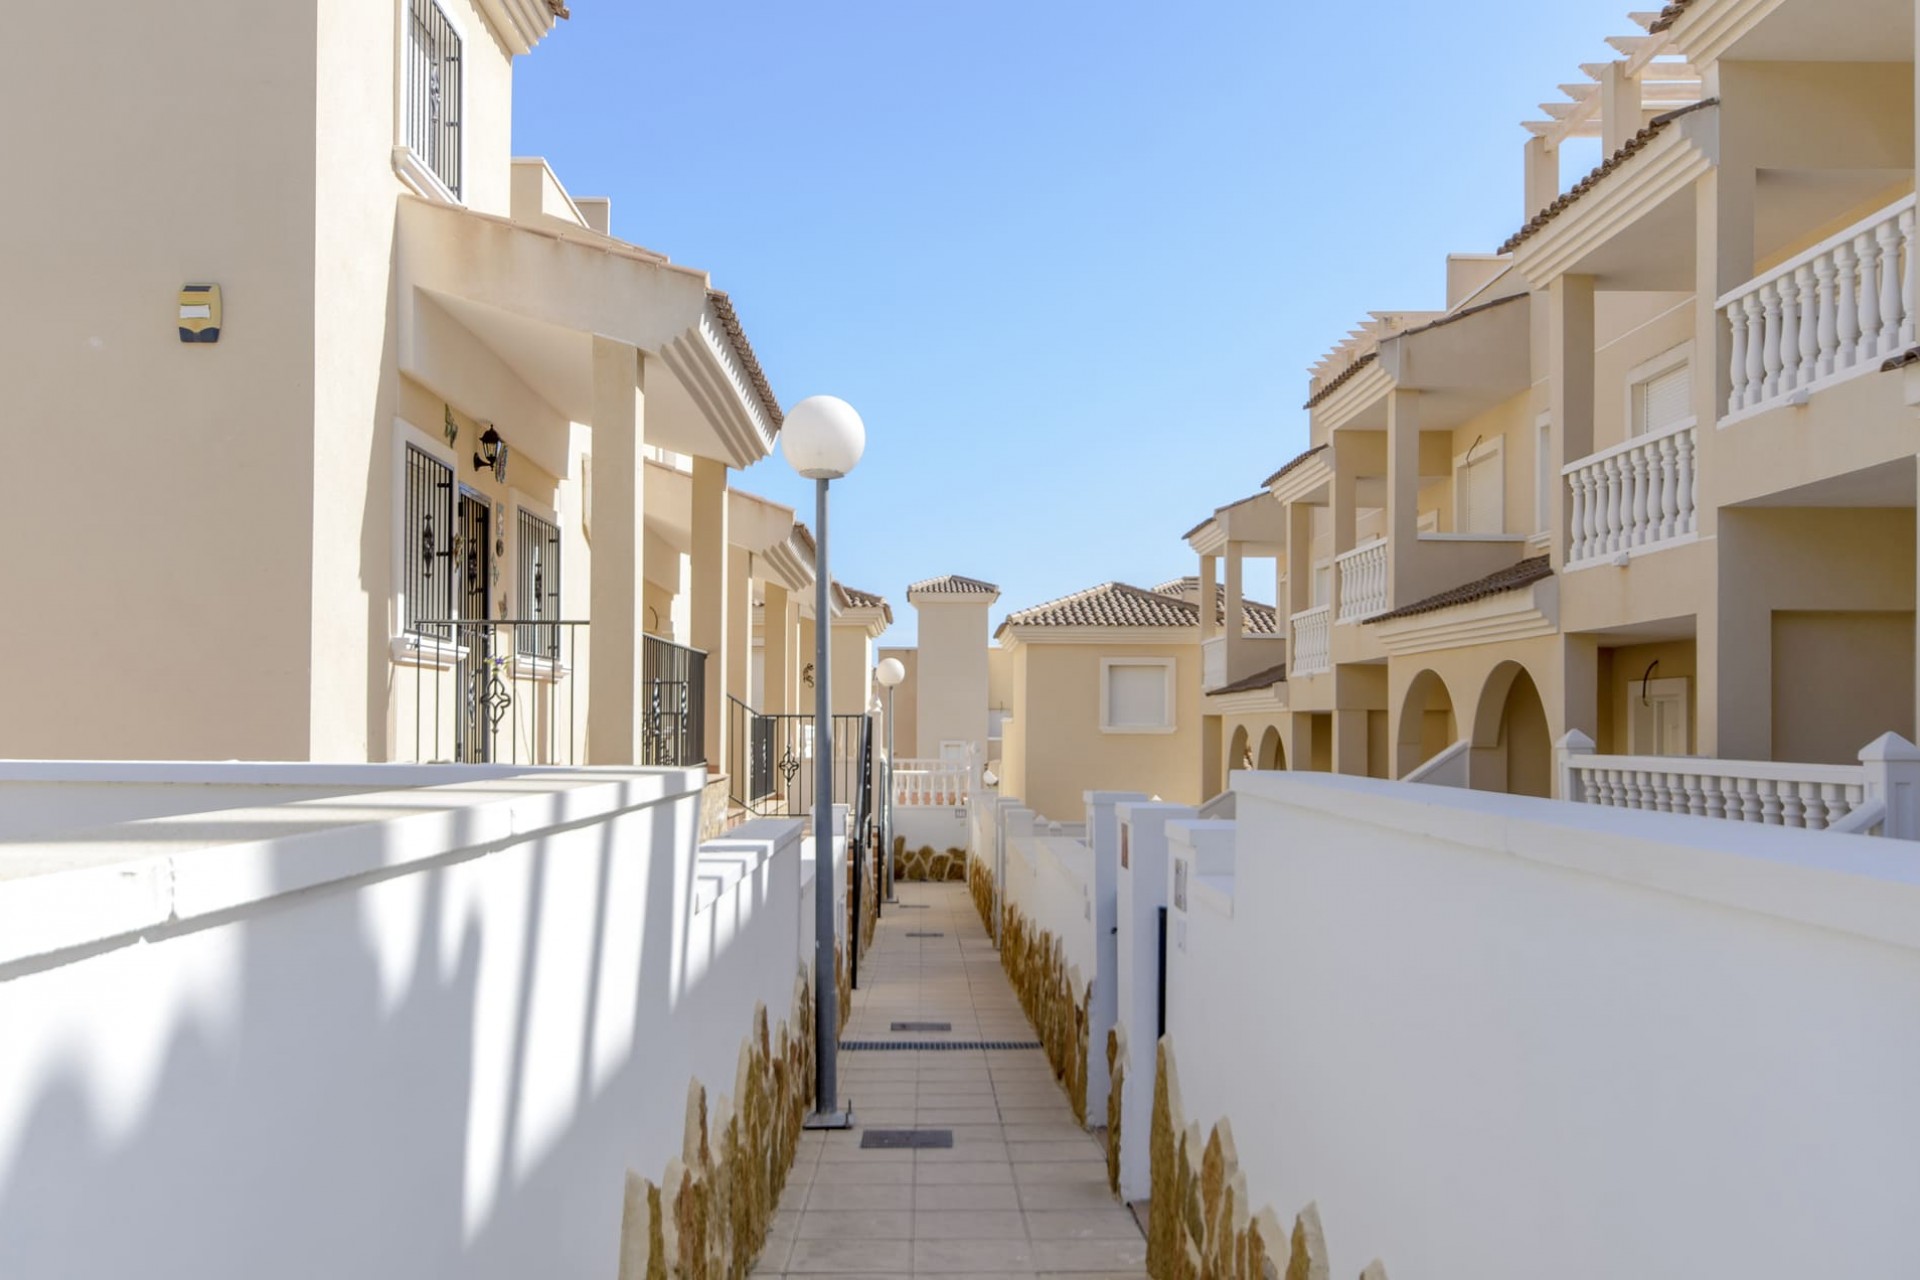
<box><xmin>895</xmin><ymin>903</ymin><xmax>931</xmax><ymax>910</ymax></box>
<box><xmin>905</xmin><ymin>931</ymin><xmax>945</xmax><ymax>938</ymax></box>
<box><xmin>890</xmin><ymin>1021</ymin><xmax>952</xmax><ymax>1033</ymax></box>
<box><xmin>860</xmin><ymin>1128</ymin><xmax>954</xmax><ymax>1150</ymax></box>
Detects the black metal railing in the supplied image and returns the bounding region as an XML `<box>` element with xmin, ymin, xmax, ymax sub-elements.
<box><xmin>399</xmin><ymin>619</ymin><xmax>584</xmax><ymax>765</ymax></box>
<box><xmin>726</xmin><ymin>699</ymin><xmax>874</xmax><ymax>825</ymax></box>
<box><xmin>642</xmin><ymin>634</ymin><xmax>706</xmax><ymax>768</ymax></box>
<box><xmin>406</xmin><ymin>0</ymin><xmax>463</xmax><ymax>198</ymax></box>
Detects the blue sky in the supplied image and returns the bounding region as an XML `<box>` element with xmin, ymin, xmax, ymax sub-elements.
<box><xmin>513</xmin><ymin>1</ymin><xmax>1623</xmax><ymax>646</ymax></box>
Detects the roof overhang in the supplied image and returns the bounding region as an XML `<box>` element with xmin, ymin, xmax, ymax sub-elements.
<box><xmin>1187</xmin><ymin>492</ymin><xmax>1287</xmax><ymax>556</ymax></box>
<box><xmin>397</xmin><ymin>198</ymin><xmax>779</xmax><ymax>469</ymax></box>
<box><xmin>1374</xmin><ymin>297</ymin><xmax>1534</xmax><ymax>431</ymax></box>
<box><xmin>1511</xmin><ymin>106</ymin><xmax>1716</xmax><ymax>289</ymax></box>
<box><xmin>833</xmin><ymin>605</ymin><xmax>892</xmax><ymax>639</ymax></box>
<box><xmin>1268</xmin><ymin>447</ymin><xmax>1336</xmax><ymax>508</ymax></box>
<box><xmin>475</xmin><ymin>0</ymin><xmax>562</xmax><ymax>55</ymax></box>
<box><xmin>1664</xmin><ymin>0</ymin><xmax>1911</xmax><ymax>66</ymax></box>
<box><xmin>995</xmin><ymin>625</ymin><xmax>1200</xmax><ymax>649</ymax></box>
<box><xmin>1205</xmin><ymin>683</ymin><xmax>1290</xmax><ymax>715</ymax></box>
<box><xmin>1369</xmin><ymin>574</ymin><xmax>1559</xmax><ymax>658</ymax></box>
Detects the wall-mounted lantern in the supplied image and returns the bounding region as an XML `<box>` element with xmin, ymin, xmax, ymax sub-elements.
<box><xmin>473</xmin><ymin>425</ymin><xmax>509</xmax><ymax>483</ymax></box>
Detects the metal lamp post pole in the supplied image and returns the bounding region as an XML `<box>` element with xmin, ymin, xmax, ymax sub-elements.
<box><xmin>807</xmin><ymin>475</ymin><xmax>849</xmax><ymax>1128</ymax></box>
<box><xmin>883</xmin><ymin>683</ymin><xmax>897</xmax><ymax>904</ymax></box>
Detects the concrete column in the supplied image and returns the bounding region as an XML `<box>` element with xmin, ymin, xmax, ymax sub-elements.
<box><xmin>1333</xmin><ymin>709</ymin><xmax>1370</xmax><ymax>778</ymax></box>
<box><xmin>1549</xmin><ymin>276</ymin><xmax>1597</xmax><ymax>571</ymax></box>
<box><xmin>1386</xmin><ymin>390</ymin><xmax>1422</xmax><ymax>604</ymax></box>
<box><xmin>765</xmin><ymin>581</ymin><xmax>790</xmax><ymax>720</ymax></box>
<box><xmin>1285</xmin><ymin>503</ymin><xmax>1312</xmax><ymax>625</ymax></box>
<box><xmin>1286</xmin><ymin>713</ymin><xmax>1316</xmax><ymax>774</ymax></box>
<box><xmin>1200</xmin><ymin>714</ymin><xmax>1223</xmax><ymax>800</ymax></box>
<box><xmin>1524</xmin><ymin>136</ymin><xmax>1559</xmax><ymax>224</ymax></box>
<box><xmin>1561</xmin><ymin>633</ymin><xmax>1601</xmax><ymax>794</ymax></box>
<box><xmin>1223</xmin><ymin>541</ymin><xmax>1245</xmax><ymax>675</ymax></box>
<box><xmin>587</xmin><ymin>338</ymin><xmax>647</xmax><ymax>764</ymax></box>
<box><xmin>1598</xmin><ymin>61</ymin><xmax>1641</xmax><ymax>154</ymax></box>
<box><xmin>1331</xmin><ymin>439</ymin><xmax>1358</xmax><ymax>559</ymax></box>
<box><xmin>1198</xmin><ymin>555</ymin><xmax>1219</xmax><ymax>643</ymax></box>
<box><xmin>726</xmin><ymin>544</ymin><xmax>752</xmax><ymax>726</ymax></box>
<box><xmin>690</xmin><ymin>457</ymin><xmax>729</xmax><ymax>769</ymax></box>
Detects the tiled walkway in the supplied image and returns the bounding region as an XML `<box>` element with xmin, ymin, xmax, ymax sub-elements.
<box><xmin>752</xmin><ymin>882</ymin><xmax>1148</xmax><ymax>1278</ymax></box>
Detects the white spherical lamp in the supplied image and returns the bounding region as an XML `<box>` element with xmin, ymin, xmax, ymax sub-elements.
<box><xmin>876</xmin><ymin>657</ymin><xmax>906</xmax><ymax>688</ymax></box>
<box><xmin>781</xmin><ymin>395</ymin><xmax>866</xmax><ymax>480</ymax></box>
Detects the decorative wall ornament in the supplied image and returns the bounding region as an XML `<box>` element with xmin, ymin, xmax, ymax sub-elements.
<box><xmin>443</xmin><ymin>404</ymin><xmax>459</xmax><ymax>446</ymax></box>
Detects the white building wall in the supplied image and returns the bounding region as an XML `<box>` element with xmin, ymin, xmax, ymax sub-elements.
<box><xmin>1161</xmin><ymin>771</ymin><xmax>1920</xmax><ymax>1279</ymax></box>
<box><xmin>0</xmin><ymin>763</ymin><xmax>811</xmax><ymax>1280</ymax></box>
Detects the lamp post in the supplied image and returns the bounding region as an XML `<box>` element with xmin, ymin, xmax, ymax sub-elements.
<box><xmin>875</xmin><ymin>657</ymin><xmax>906</xmax><ymax>907</ymax></box>
<box><xmin>784</xmin><ymin>394</ymin><xmax>864</xmax><ymax>1131</ymax></box>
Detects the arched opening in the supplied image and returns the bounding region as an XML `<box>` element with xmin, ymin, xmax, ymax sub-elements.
<box><xmin>1228</xmin><ymin>725</ymin><xmax>1252</xmax><ymax>775</ymax></box>
<box><xmin>1395</xmin><ymin>670</ymin><xmax>1457</xmax><ymax>778</ymax></box>
<box><xmin>1257</xmin><ymin>724</ymin><xmax>1285</xmax><ymax>771</ymax></box>
<box><xmin>1470</xmin><ymin>661</ymin><xmax>1552</xmax><ymax>797</ymax></box>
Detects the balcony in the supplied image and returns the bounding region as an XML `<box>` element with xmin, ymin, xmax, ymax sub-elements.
<box><xmin>1335</xmin><ymin>539</ymin><xmax>1389</xmax><ymax>623</ymax></box>
<box><xmin>1720</xmin><ymin>194</ymin><xmax>1916</xmax><ymax>423</ymax></box>
<box><xmin>1290</xmin><ymin>605</ymin><xmax>1332</xmax><ymax>677</ymax></box>
<box><xmin>1564</xmin><ymin>419</ymin><xmax>1698</xmax><ymax>567</ymax></box>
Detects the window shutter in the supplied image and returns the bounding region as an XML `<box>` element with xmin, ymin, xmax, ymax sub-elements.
<box><xmin>1636</xmin><ymin>363</ymin><xmax>1692</xmax><ymax>436</ymax></box>
<box><xmin>1107</xmin><ymin>666</ymin><xmax>1168</xmax><ymax>729</ymax></box>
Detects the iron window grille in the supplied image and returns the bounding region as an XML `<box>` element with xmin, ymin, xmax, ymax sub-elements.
<box><xmin>406</xmin><ymin>0</ymin><xmax>463</xmax><ymax>199</ymax></box>
<box><xmin>404</xmin><ymin>444</ymin><xmax>457</xmax><ymax>632</ymax></box>
<box><xmin>516</xmin><ymin>509</ymin><xmax>562</xmax><ymax>659</ymax></box>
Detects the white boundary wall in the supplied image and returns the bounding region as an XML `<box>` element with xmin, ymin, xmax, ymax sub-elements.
<box><xmin>1163</xmin><ymin>770</ymin><xmax>1920</xmax><ymax>1279</ymax></box>
<box><xmin>0</xmin><ymin>762</ymin><xmax>812</xmax><ymax>1280</ymax></box>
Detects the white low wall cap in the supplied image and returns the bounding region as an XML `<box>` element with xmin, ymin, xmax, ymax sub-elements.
<box><xmin>1236</xmin><ymin>771</ymin><xmax>1920</xmax><ymax>953</ymax></box>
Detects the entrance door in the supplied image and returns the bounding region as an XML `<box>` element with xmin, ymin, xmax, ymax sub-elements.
<box><xmin>456</xmin><ymin>489</ymin><xmax>496</xmax><ymax>762</ymax></box>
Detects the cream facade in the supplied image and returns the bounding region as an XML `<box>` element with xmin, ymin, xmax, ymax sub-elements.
<box><xmin>1184</xmin><ymin>0</ymin><xmax>1920</xmax><ymax>818</ymax></box>
<box><xmin>0</xmin><ymin>0</ymin><xmax>838</xmax><ymax>790</ymax></box>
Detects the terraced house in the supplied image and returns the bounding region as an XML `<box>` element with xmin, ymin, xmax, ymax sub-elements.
<box><xmin>1189</xmin><ymin>0</ymin><xmax>1920</xmax><ymax>827</ymax></box>
<box><xmin>0</xmin><ymin>0</ymin><xmax>886</xmax><ymax>823</ymax></box>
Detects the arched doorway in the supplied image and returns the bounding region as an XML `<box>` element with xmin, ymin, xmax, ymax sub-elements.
<box><xmin>1257</xmin><ymin>725</ymin><xmax>1285</xmax><ymax>771</ymax></box>
<box><xmin>1396</xmin><ymin>670</ymin><xmax>1457</xmax><ymax>778</ymax></box>
<box><xmin>1228</xmin><ymin>725</ymin><xmax>1252</xmax><ymax>775</ymax></box>
<box><xmin>1470</xmin><ymin>662</ymin><xmax>1552</xmax><ymax>797</ymax></box>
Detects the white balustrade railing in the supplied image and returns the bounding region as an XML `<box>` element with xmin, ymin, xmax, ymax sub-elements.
<box><xmin>1289</xmin><ymin>605</ymin><xmax>1332</xmax><ymax>677</ymax></box>
<box><xmin>1202</xmin><ymin>637</ymin><xmax>1227</xmax><ymax>691</ymax></box>
<box><xmin>893</xmin><ymin>758</ymin><xmax>970</xmax><ymax>808</ymax></box>
<box><xmin>1564</xmin><ymin>421</ymin><xmax>1697</xmax><ymax>565</ymax></box>
<box><xmin>1720</xmin><ymin>193</ymin><xmax>1916</xmax><ymax>418</ymax></box>
<box><xmin>1556</xmin><ymin>731</ymin><xmax>1920</xmax><ymax>838</ymax></box>
<box><xmin>1335</xmin><ymin>539</ymin><xmax>1389</xmax><ymax>623</ymax></box>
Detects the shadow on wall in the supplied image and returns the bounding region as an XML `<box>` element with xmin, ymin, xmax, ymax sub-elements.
<box><xmin>0</xmin><ymin>789</ymin><xmax>787</xmax><ymax>1278</ymax></box>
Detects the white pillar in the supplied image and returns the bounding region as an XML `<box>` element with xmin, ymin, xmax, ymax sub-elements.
<box><xmin>587</xmin><ymin>338</ymin><xmax>647</xmax><ymax>764</ymax></box>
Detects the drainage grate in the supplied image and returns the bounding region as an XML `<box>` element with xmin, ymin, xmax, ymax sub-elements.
<box><xmin>905</xmin><ymin>931</ymin><xmax>946</xmax><ymax>938</ymax></box>
<box><xmin>890</xmin><ymin>1021</ymin><xmax>953</xmax><ymax>1033</ymax></box>
<box><xmin>841</xmin><ymin>1040</ymin><xmax>1041</xmax><ymax>1052</ymax></box>
<box><xmin>894</xmin><ymin>903</ymin><xmax>931</xmax><ymax>910</ymax></box>
<box><xmin>861</xmin><ymin>1128</ymin><xmax>954</xmax><ymax>1150</ymax></box>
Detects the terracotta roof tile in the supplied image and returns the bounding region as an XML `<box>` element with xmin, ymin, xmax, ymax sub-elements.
<box><xmin>1262</xmin><ymin>444</ymin><xmax>1329</xmax><ymax>487</ymax></box>
<box><xmin>1210</xmin><ymin>662</ymin><xmax>1289</xmax><ymax>695</ymax></box>
<box><xmin>1648</xmin><ymin>0</ymin><xmax>1693</xmax><ymax>33</ymax></box>
<box><xmin>1365</xmin><ymin>555</ymin><xmax>1553</xmax><ymax>624</ymax></box>
<box><xmin>1303</xmin><ymin>353</ymin><xmax>1378</xmax><ymax>410</ymax></box>
<box><xmin>1498</xmin><ymin>100</ymin><xmax>1717</xmax><ymax>255</ymax></box>
<box><xmin>1153</xmin><ymin>577</ymin><xmax>1198</xmax><ymax>596</ymax></box>
<box><xmin>546</xmin><ymin>0</ymin><xmax>571</xmax><ymax>16</ymax></box>
<box><xmin>832</xmin><ymin>582</ymin><xmax>894</xmax><ymax>625</ymax></box>
<box><xmin>707</xmin><ymin>290</ymin><xmax>784</xmax><ymax>432</ymax></box>
<box><xmin>908</xmin><ymin>574</ymin><xmax>1001</xmax><ymax>596</ymax></box>
<box><xmin>998</xmin><ymin>582</ymin><xmax>1277</xmax><ymax>636</ymax></box>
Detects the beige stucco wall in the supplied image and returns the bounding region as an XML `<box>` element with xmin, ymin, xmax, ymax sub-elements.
<box><xmin>1006</xmin><ymin>640</ymin><xmax>1202</xmax><ymax>822</ymax></box>
<box><xmin>0</xmin><ymin>1</ymin><xmax>325</xmax><ymax>759</ymax></box>
<box><xmin>914</xmin><ymin>599</ymin><xmax>991</xmax><ymax>760</ymax></box>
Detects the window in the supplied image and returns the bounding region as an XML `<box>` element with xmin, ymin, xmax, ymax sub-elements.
<box><xmin>516</xmin><ymin>508</ymin><xmax>561</xmax><ymax>657</ymax></box>
<box><xmin>1628</xmin><ymin>344</ymin><xmax>1694</xmax><ymax>438</ymax></box>
<box><xmin>405</xmin><ymin>0</ymin><xmax>463</xmax><ymax>199</ymax></box>
<box><xmin>1455</xmin><ymin>438</ymin><xmax>1505</xmax><ymax>535</ymax></box>
<box><xmin>404</xmin><ymin>444</ymin><xmax>456</xmax><ymax>632</ymax></box>
<box><xmin>1102</xmin><ymin>660</ymin><xmax>1175</xmax><ymax>734</ymax></box>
